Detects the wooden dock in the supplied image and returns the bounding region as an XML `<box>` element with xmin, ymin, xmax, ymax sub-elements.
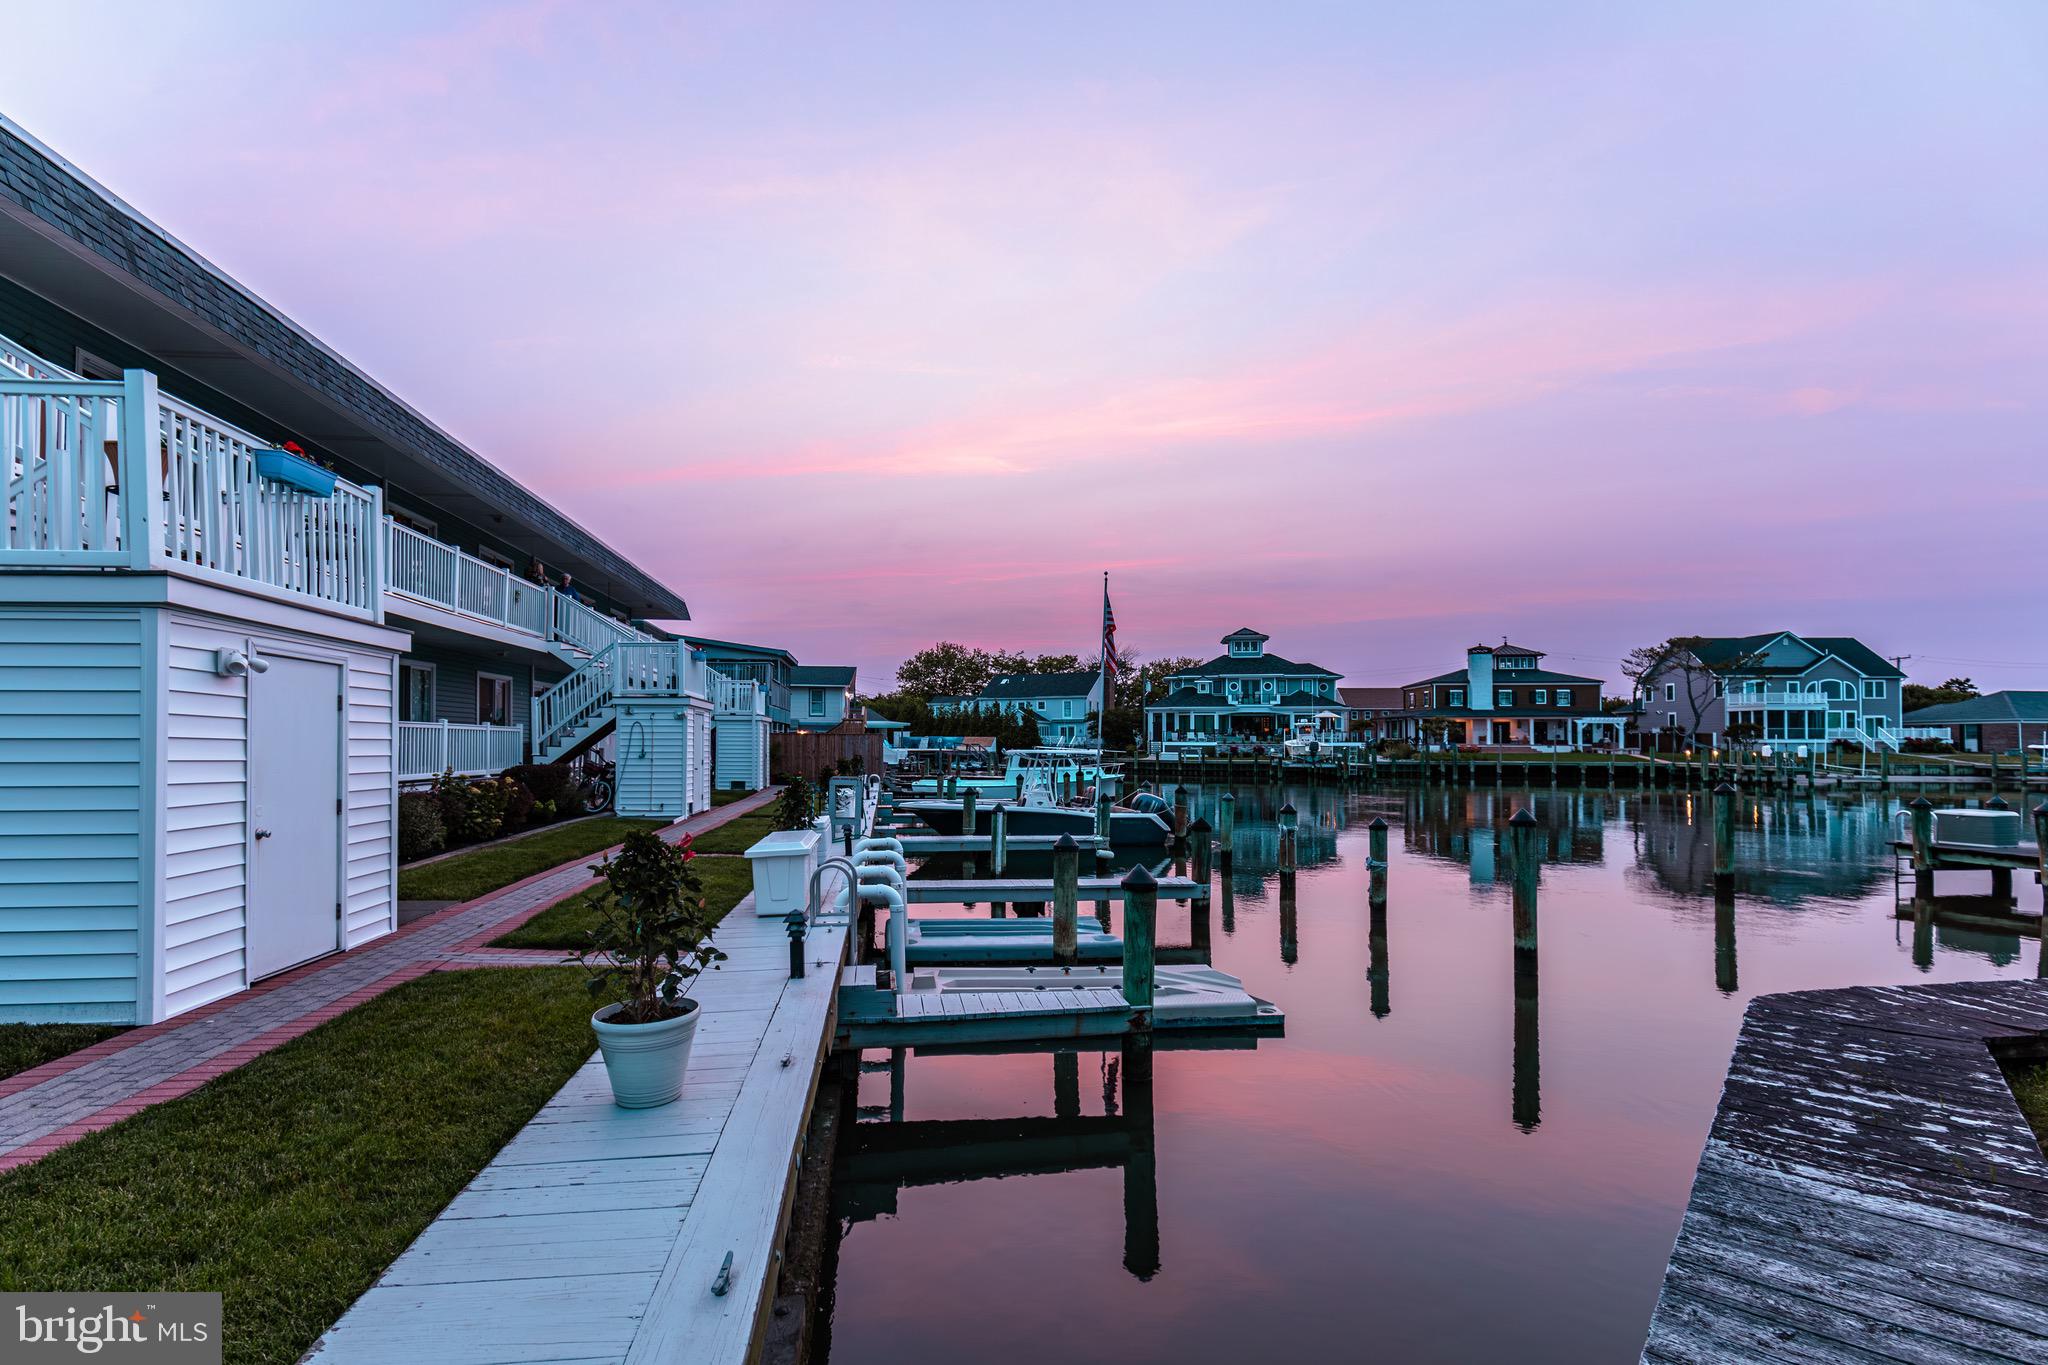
<box><xmin>307</xmin><ymin>900</ymin><xmax>851</xmax><ymax>1365</ymax></box>
<box><xmin>890</xmin><ymin>833</ymin><xmax>1104</xmax><ymax>855</ymax></box>
<box><xmin>1642</xmin><ymin>980</ymin><xmax>2048</xmax><ymax>1363</ymax></box>
<box><xmin>905</xmin><ymin>875</ymin><xmax>1203</xmax><ymax>904</ymax></box>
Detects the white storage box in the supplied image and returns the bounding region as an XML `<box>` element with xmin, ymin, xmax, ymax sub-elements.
<box><xmin>745</xmin><ymin>828</ymin><xmax>821</xmax><ymax>917</ymax></box>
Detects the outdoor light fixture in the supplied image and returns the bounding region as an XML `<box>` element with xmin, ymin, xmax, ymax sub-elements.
<box><xmin>214</xmin><ymin>648</ymin><xmax>269</xmax><ymax>678</ymax></box>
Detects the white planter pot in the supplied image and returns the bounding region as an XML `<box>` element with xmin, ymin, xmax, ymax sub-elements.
<box><xmin>591</xmin><ymin>999</ymin><xmax>700</xmax><ymax>1108</ymax></box>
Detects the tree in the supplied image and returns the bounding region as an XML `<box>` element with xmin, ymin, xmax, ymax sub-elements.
<box><xmin>893</xmin><ymin>641</ymin><xmax>999</xmax><ymax>699</ymax></box>
<box><xmin>1904</xmin><ymin>677</ymin><xmax>1979</xmax><ymax>712</ymax></box>
<box><xmin>1626</xmin><ymin>636</ymin><xmax>1750</xmax><ymax>741</ymax></box>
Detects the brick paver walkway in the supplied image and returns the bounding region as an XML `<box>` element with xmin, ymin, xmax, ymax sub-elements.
<box><xmin>0</xmin><ymin>789</ymin><xmax>779</xmax><ymax>1172</ymax></box>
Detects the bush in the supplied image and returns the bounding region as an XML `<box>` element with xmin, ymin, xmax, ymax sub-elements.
<box><xmin>777</xmin><ymin>775</ymin><xmax>817</xmax><ymax>831</ymax></box>
<box><xmin>1377</xmin><ymin>739</ymin><xmax>1416</xmax><ymax>760</ymax></box>
<box><xmin>501</xmin><ymin>777</ymin><xmax>537</xmax><ymax>830</ymax></box>
<box><xmin>1903</xmin><ymin>738</ymin><xmax>1956</xmax><ymax>754</ymax></box>
<box><xmin>398</xmin><ymin>792</ymin><xmax>446</xmax><ymax>863</ymax></box>
<box><xmin>433</xmin><ymin>771</ymin><xmax>512</xmax><ymax>845</ymax></box>
<box><xmin>506</xmin><ymin>763</ymin><xmax>578</xmax><ymax>816</ymax></box>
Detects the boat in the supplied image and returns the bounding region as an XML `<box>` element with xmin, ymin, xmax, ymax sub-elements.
<box><xmin>904</xmin><ymin>746</ymin><xmax>1110</xmax><ymax>802</ymax></box>
<box><xmin>896</xmin><ymin>782</ymin><xmax>1172</xmax><ymax>846</ymax></box>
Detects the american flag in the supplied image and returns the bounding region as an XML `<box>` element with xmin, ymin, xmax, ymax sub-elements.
<box><xmin>1101</xmin><ymin>572</ymin><xmax>1124</xmax><ymax>693</ymax></box>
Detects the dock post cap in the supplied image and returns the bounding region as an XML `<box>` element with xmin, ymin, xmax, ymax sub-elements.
<box><xmin>1279</xmin><ymin>802</ymin><xmax>1296</xmax><ymax>815</ymax></box>
<box><xmin>2035</xmin><ymin>801</ymin><xmax>2048</xmax><ymax>817</ymax></box>
<box><xmin>1908</xmin><ymin>796</ymin><xmax>1935</xmax><ymax>810</ymax></box>
<box><xmin>1052</xmin><ymin>833</ymin><xmax>1078</xmax><ymax>851</ymax></box>
<box><xmin>1189</xmin><ymin>816</ymin><xmax>1211</xmax><ymax>833</ymax></box>
<box><xmin>1712</xmin><ymin>782</ymin><xmax>1736</xmax><ymax>795</ymax></box>
<box><xmin>1986</xmin><ymin>795</ymin><xmax>2011</xmax><ymax>810</ymax></box>
<box><xmin>1122</xmin><ymin>863</ymin><xmax>1158</xmax><ymax>890</ymax></box>
<box><xmin>1508</xmin><ymin>808</ymin><xmax>1538</xmax><ymax>827</ymax></box>
<box><xmin>1220</xmin><ymin>791</ymin><xmax>1235</xmax><ymax>802</ymax></box>
<box><xmin>1368</xmin><ymin>816</ymin><xmax>1388</xmax><ymax>830</ymax></box>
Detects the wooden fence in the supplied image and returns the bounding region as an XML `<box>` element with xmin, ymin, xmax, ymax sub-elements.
<box><xmin>772</xmin><ymin>729</ymin><xmax>884</xmax><ymax>784</ymax></box>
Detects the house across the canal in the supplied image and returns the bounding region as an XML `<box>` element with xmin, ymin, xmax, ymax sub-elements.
<box><xmin>1386</xmin><ymin>642</ymin><xmax>1618</xmax><ymax>748</ymax></box>
<box><xmin>1903</xmin><ymin>690</ymin><xmax>2048</xmax><ymax>755</ymax></box>
<box><xmin>1143</xmin><ymin>628</ymin><xmax>1344</xmax><ymax>747</ymax></box>
<box><xmin>977</xmin><ymin>671</ymin><xmax>1103</xmax><ymax>745</ymax></box>
<box><xmin>1634</xmin><ymin>631</ymin><xmax>1904</xmax><ymax>752</ymax></box>
<box><xmin>1339</xmin><ymin>686</ymin><xmax>1405</xmax><ymax>742</ymax></box>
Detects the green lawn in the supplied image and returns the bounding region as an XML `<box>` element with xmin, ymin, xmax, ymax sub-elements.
<box><xmin>0</xmin><ymin>1023</ymin><xmax>127</xmax><ymax>1082</ymax></box>
<box><xmin>492</xmin><ymin>854</ymin><xmax>757</xmax><ymax>950</ymax></box>
<box><xmin>2006</xmin><ymin>1062</ymin><xmax>2048</xmax><ymax>1152</ymax></box>
<box><xmin>397</xmin><ymin>816</ymin><xmax>668</xmax><ymax>902</ymax></box>
<box><xmin>0</xmin><ymin>968</ymin><xmax>597</xmax><ymax>1365</ymax></box>
<box><xmin>686</xmin><ymin>810</ymin><xmax>782</xmax><ymax>855</ymax></box>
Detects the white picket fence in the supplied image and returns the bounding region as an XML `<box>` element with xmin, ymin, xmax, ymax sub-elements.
<box><xmin>397</xmin><ymin>720</ymin><xmax>527</xmax><ymax>781</ymax></box>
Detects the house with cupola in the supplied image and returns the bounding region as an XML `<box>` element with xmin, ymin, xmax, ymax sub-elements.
<box><xmin>1387</xmin><ymin>642</ymin><xmax>1617</xmax><ymax>748</ymax></box>
<box><xmin>1143</xmin><ymin>629</ymin><xmax>1344</xmax><ymax>747</ymax></box>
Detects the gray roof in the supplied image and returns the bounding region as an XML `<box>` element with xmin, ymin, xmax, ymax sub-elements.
<box><xmin>788</xmin><ymin>665</ymin><xmax>855</xmax><ymax>687</ymax></box>
<box><xmin>1904</xmin><ymin>691</ymin><xmax>2048</xmax><ymax>725</ymax></box>
<box><xmin>1690</xmin><ymin>633</ymin><xmax>1903</xmax><ymax>678</ymax></box>
<box><xmin>681</xmin><ymin>636</ymin><xmax>796</xmax><ymax>665</ymax></box>
<box><xmin>979</xmin><ymin>671</ymin><xmax>1099</xmax><ymax>700</ymax></box>
<box><xmin>1410</xmin><ymin>666</ymin><xmax>1602</xmax><ymax>688</ymax></box>
<box><xmin>0</xmin><ymin>116</ymin><xmax>687</xmax><ymax>620</ymax></box>
<box><xmin>1175</xmin><ymin>652</ymin><xmax>1339</xmax><ymax>680</ymax></box>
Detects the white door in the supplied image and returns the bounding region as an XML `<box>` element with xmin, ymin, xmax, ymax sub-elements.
<box><xmin>247</xmin><ymin>654</ymin><xmax>343</xmax><ymax>979</ymax></box>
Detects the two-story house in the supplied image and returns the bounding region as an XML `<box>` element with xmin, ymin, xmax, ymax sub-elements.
<box><xmin>1635</xmin><ymin>632</ymin><xmax>1904</xmax><ymax>751</ymax></box>
<box><xmin>789</xmin><ymin>665</ymin><xmax>858</xmax><ymax>731</ymax></box>
<box><xmin>1143</xmin><ymin>629</ymin><xmax>1344</xmax><ymax>748</ymax></box>
<box><xmin>1339</xmin><ymin>687</ymin><xmax>1405</xmax><ymax>742</ymax></box>
<box><xmin>0</xmin><ymin>117</ymin><xmax>712</xmax><ymax>1025</ymax></box>
<box><xmin>1388</xmin><ymin>643</ymin><xmax>1615</xmax><ymax>748</ymax></box>
<box><xmin>682</xmin><ymin>637</ymin><xmax>795</xmax><ymax>729</ymax></box>
<box><xmin>978</xmin><ymin>672</ymin><xmax>1103</xmax><ymax>745</ymax></box>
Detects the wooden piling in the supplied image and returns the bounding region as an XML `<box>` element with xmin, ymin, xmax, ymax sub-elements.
<box><xmin>2036</xmin><ymin>804</ymin><xmax>2048</xmax><ymax>918</ymax></box>
<box><xmin>1909</xmin><ymin>796</ymin><xmax>1935</xmax><ymax>899</ymax></box>
<box><xmin>1170</xmin><ymin>784</ymin><xmax>1189</xmax><ymax>849</ymax></box>
<box><xmin>1189</xmin><ymin>817</ymin><xmax>1212</xmax><ymax>953</ymax></box>
<box><xmin>1368</xmin><ymin>815</ymin><xmax>1389</xmax><ymax>910</ymax></box>
<box><xmin>1051</xmin><ymin>833</ymin><xmax>1080</xmax><ymax>966</ymax></box>
<box><xmin>1094</xmin><ymin>783</ymin><xmax>1112</xmax><ymax>845</ymax></box>
<box><xmin>1712</xmin><ymin>782</ymin><xmax>1737</xmax><ymax>892</ymax></box>
<box><xmin>1714</xmin><ymin>887</ymin><xmax>1737</xmax><ymax>995</ymax></box>
<box><xmin>1217</xmin><ymin>791</ymin><xmax>1235</xmax><ymax>868</ymax></box>
<box><xmin>1122</xmin><ymin>865</ymin><xmax>1157</xmax><ymax>1029</ymax></box>
<box><xmin>960</xmin><ymin>784</ymin><xmax>978</xmax><ymax>838</ymax></box>
<box><xmin>1508</xmin><ymin>808</ymin><xmax>1539</xmax><ymax>959</ymax></box>
<box><xmin>1278</xmin><ymin>801</ymin><xmax>1298</xmax><ymax>883</ymax></box>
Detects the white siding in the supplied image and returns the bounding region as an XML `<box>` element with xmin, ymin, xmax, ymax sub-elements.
<box><xmin>0</xmin><ymin>611</ymin><xmax>146</xmax><ymax>1023</ymax></box>
<box><xmin>615</xmin><ymin>704</ymin><xmax>692</xmax><ymax>819</ymax></box>
<box><xmin>714</xmin><ymin>713</ymin><xmax>769</xmax><ymax>791</ymax></box>
<box><xmin>159</xmin><ymin>612</ymin><xmax>399</xmax><ymax>1017</ymax></box>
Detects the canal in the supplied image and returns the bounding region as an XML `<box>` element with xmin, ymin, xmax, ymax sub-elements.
<box><xmin>812</xmin><ymin>784</ymin><xmax>2039</xmax><ymax>1363</ymax></box>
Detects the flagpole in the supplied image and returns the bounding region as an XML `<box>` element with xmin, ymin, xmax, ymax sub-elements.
<box><xmin>1099</xmin><ymin>570</ymin><xmax>1110</xmax><ymax>753</ymax></box>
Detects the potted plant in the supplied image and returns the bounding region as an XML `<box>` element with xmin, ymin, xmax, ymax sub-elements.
<box><xmin>253</xmin><ymin>440</ymin><xmax>338</xmax><ymax>497</ymax></box>
<box><xmin>571</xmin><ymin>831</ymin><xmax>726</xmax><ymax>1108</ymax></box>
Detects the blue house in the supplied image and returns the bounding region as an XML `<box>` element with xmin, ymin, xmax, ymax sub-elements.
<box><xmin>681</xmin><ymin>637</ymin><xmax>797</xmax><ymax>728</ymax></box>
<box><xmin>789</xmin><ymin>665</ymin><xmax>858</xmax><ymax>730</ymax></box>
<box><xmin>0</xmin><ymin>116</ymin><xmax>707</xmax><ymax>1024</ymax></box>
<box><xmin>978</xmin><ymin>672</ymin><xmax>1104</xmax><ymax>745</ymax></box>
<box><xmin>1144</xmin><ymin>629</ymin><xmax>1343</xmax><ymax>747</ymax></box>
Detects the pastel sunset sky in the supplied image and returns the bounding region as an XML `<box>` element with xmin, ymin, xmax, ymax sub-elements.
<box><xmin>5</xmin><ymin>2</ymin><xmax>2044</xmax><ymax>690</ymax></box>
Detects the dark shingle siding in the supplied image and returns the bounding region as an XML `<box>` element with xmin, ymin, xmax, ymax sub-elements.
<box><xmin>0</xmin><ymin>123</ymin><xmax>681</xmax><ymax>617</ymax></box>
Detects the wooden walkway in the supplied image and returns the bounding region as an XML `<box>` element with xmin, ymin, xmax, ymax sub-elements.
<box><xmin>308</xmin><ymin>890</ymin><xmax>850</xmax><ymax>1365</ymax></box>
<box><xmin>1642</xmin><ymin>980</ymin><xmax>2048</xmax><ymax>1363</ymax></box>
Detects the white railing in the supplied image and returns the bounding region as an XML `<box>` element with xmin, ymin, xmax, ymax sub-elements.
<box><xmin>551</xmin><ymin>589</ymin><xmax>648</xmax><ymax>656</ymax></box>
<box><xmin>1827</xmin><ymin>723</ymin><xmax>1901</xmax><ymax>752</ymax></box>
<box><xmin>3</xmin><ymin>356</ymin><xmax>383</xmax><ymax>618</ymax></box>
<box><xmin>1720</xmin><ymin>686</ymin><xmax>1829</xmax><ymax>708</ymax></box>
<box><xmin>397</xmin><ymin>720</ymin><xmax>526</xmax><ymax>780</ymax></box>
<box><xmin>713</xmin><ymin>672</ymin><xmax>765</xmax><ymax>716</ymax></box>
<box><xmin>385</xmin><ymin>519</ymin><xmax>549</xmax><ymax>638</ymax></box>
<box><xmin>160</xmin><ymin>395</ymin><xmax>382</xmax><ymax>615</ymax></box>
<box><xmin>531</xmin><ymin>640</ymin><xmax>704</xmax><ymax>759</ymax></box>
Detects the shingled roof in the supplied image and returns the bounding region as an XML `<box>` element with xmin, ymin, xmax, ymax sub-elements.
<box><xmin>980</xmin><ymin>672</ymin><xmax>1099</xmax><ymax>700</ymax></box>
<box><xmin>1904</xmin><ymin>691</ymin><xmax>2048</xmax><ymax>725</ymax></box>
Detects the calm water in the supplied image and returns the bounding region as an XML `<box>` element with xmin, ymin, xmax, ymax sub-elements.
<box><xmin>815</xmin><ymin>784</ymin><xmax>2037</xmax><ymax>1364</ymax></box>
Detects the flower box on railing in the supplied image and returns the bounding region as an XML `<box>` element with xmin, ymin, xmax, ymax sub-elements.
<box><xmin>253</xmin><ymin>448</ymin><xmax>337</xmax><ymax>497</ymax></box>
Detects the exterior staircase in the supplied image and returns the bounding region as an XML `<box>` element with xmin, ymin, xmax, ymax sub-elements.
<box><xmin>532</xmin><ymin>640</ymin><xmax>700</xmax><ymax>763</ymax></box>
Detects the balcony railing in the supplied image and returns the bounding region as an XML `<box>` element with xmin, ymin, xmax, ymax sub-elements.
<box><xmin>3</xmin><ymin>352</ymin><xmax>382</xmax><ymax>619</ymax></box>
<box><xmin>385</xmin><ymin>518</ymin><xmax>549</xmax><ymax>636</ymax></box>
<box><xmin>713</xmin><ymin>672</ymin><xmax>766</xmax><ymax>716</ymax></box>
<box><xmin>1719</xmin><ymin>687</ymin><xmax>1829</xmax><ymax>708</ymax></box>
<box><xmin>397</xmin><ymin>720</ymin><xmax>527</xmax><ymax>781</ymax></box>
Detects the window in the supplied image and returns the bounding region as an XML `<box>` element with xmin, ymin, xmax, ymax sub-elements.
<box><xmin>1406</xmin><ymin>691</ymin><xmax>1415</xmax><ymax>707</ymax></box>
<box><xmin>477</xmin><ymin>546</ymin><xmax>515</xmax><ymax>572</ymax></box>
<box><xmin>1664</xmin><ymin>682</ymin><xmax>1676</xmax><ymax>702</ymax></box>
<box><xmin>1532</xmin><ymin>689</ymin><xmax>1547</xmax><ymax>705</ymax></box>
<box><xmin>1556</xmin><ymin>689</ymin><xmax>1572</xmax><ymax>707</ymax></box>
<box><xmin>1498</xmin><ymin>688</ymin><xmax>1514</xmax><ymax>707</ymax></box>
<box><xmin>476</xmin><ymin>672</ymin><xmax>513</xmax><ymax>727</ymax></box>
<box><xmin>1064</xmin><ymin>700</ymin><xmax>1076</xmax><ymax>717</ymax></box>
<box><xmin>1449</xmin><ymin>688</ymin><xmax>1466</xmax><ymax>707</ymax></box>
<box><xmin>400</xmin><ymin>662</ymin><xmax>436</xmax><ymax>722</ymax></box>
<box><xmin>1864</xmin><ymin>679</ymin><xmax>1887</xmax><ymax>699</ymax></box>
<box><xmin>808</xmin><ymin>689</ymin><xmax>824</xmax><ymax>717</ymax></box>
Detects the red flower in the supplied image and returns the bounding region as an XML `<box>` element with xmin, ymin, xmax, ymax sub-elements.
<box><xmin>282</xmin><ymin>440</ymin><xmax>305</xmax><ymax>455</ymax></box>
<box><xmin>679</xmin><ymin>833</ymin><xmax>697</xmax><ymax>861</ymax></box>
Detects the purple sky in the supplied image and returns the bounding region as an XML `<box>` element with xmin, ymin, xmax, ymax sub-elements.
<box><xmin>7</xmin><ymin>3</ymin><xmax>2045</xmax><ymax>692</ymax></box>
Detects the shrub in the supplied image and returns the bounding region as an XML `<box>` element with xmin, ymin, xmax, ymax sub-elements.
<box><xmin>501</xmin><ymin>777</ymin><xmax>537</xmax><ymax>829</ymax></box>
<box><xmin>776</xmin><ymin>775</ymin><xmax>817</xmax><ymax>831</ymax></box>
<box><xmin>572</xmin><ymin>832</ymin><xmax>725</xmax><ymax>1024</ymax></box>
<box><xmin>433</xmin><ymin>771</ymin><xmax>512</xmax><ymax>845</ymax></box>
<box><xmin>1903</xmin><ymin>738</ymin><xmax>1956</xmax><ymax>754</ymax></box>
<box><xmin>1377</xmin><ymin>739</ymin><xmax>1416</xmax><ymax>760</ymax></box>
<box><xmin>398</xmin><ymin>792</ymin><xmax>446</xmax><ymax>863</ymax></box>
<box><xmin>506</xmin><ymin>763</ymin><xmax>578</xmax><ymax>814</ymax></box>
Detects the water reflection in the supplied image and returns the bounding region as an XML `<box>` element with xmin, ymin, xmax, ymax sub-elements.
<box><xmin>829</xmin><ymin>782</ymin><xmax>2039</xmax><ymax>1365</ymax></box>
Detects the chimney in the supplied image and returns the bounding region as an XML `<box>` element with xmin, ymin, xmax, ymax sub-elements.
<box><xmin>1467</xmin><ymin>644</ymin><xmax>1495</xmax><ymax>713</ymax></box>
